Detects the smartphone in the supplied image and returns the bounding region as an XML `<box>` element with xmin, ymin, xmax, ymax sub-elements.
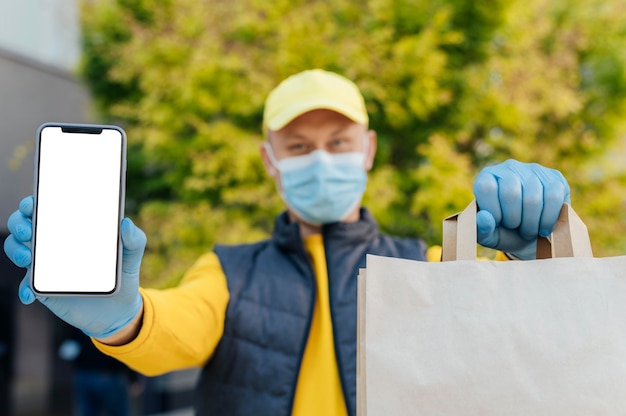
<box><xmin>31</xmin><ymin>123</ymin><xmax>127</xmax><ymax>296</ymax></box>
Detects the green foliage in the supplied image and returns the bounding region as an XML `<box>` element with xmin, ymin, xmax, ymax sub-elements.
<box><xmin>79</xmin><ymin>0</ymin><xmax>626</xmax><ymax>287</ymax></box>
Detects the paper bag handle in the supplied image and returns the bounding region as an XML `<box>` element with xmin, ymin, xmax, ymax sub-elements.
<box><xmin>442</xmin><ymin>200</ymin><xmax>593</xmax><ymax>261</ymax></box>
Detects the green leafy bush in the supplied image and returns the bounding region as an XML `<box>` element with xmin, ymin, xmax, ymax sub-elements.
<box><xmin>79</xmin><ymin>0</ymin><xmax>626</xmax><ymax>287</ymax></box>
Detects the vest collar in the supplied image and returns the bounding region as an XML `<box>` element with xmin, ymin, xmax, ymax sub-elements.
<box><xmin>272</xmin><ymin>208</ymin><xmax>380</xmax><ymax>253</ymax></box>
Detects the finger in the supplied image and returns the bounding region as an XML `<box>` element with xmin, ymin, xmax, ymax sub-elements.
<box><xmin>121</xmin><ymin>218</ymin><xmax>147</xmax><ymax>251</ymax></box>
<box><xmin>120</xmin><ymin>218</ymin><xmax>146</xmax><ymax>275</ymax></box>
<box><xmin>534</xmin><ymin>166</ymin><xmax>571</xmax><ymax>205</ymax></box>
<box><xmin>19</xmin><ymin>196</ymin><xmax>34</xmax><ymax>217</ymax></box>
<box><xmin>473</xmin><ymin>169</ymin><xmax>502</xmax><ymax>224</ymax></box>
<box><xmin>18</xmin><ymin>275</ymin><xmax>37</xmax><ymax>305</ymax></box>
<box><xmin>7</xmin><ymin>210</ymin><xmax>32</xmax><ymax>243</ymax></box>
<box><xmin>554</xmin><ymin>169</ymin><xmax>571</xmax><ymax>204</ymax></box>
<box><xmin>539</xmin><ymin>179</ymin><xmax>568</xmax><ymax>237</ymax></box>
<box><xmin>497</xmin><ymin>173</ymin><xmax>522</xmax><ymax>230</ymax></box>
<box><xmin>519</xmin><ymin>174</ymin><xmax>543</xmax><ymax>241</ymax></box>
<box><xmin>4</xmin><ymin>235</ymin><xmax>32</xmax><ymax>268</ymax></box>
<box><xmin>476</xmin><ymin>210</ymin><xmax>498</xmax><ymax>248</ymax></box>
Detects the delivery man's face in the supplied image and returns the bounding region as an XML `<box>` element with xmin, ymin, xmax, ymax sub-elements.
<box><xmin>260</xmin><ymin>109</ymin><xmax>377</xmax><ymax>226</ymax></box>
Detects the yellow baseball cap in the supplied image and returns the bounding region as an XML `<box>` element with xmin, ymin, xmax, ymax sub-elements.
<box><xmin>263</xmin><ymin>69</ymin><xmax>369</xmax><ymax>132</ymax></box>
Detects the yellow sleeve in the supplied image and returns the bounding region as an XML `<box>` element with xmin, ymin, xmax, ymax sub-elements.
<box><xmin>493</xmin><ymin>251</ymin><xmax>510</xmax><ymax>261</ymax></box>
<box><xmin>426</xmin><ymin>245</ymin><xmax>443</xmax><ymax>262</ymax></box>
<box><xmin>426</xmin><ymin>245</ymin><xmax>510</xmax><ymax>262</ymax></box>
<box><xmin>93</xmin><ymin>251</ymin><xmax>230</xmax><ymax>376</ymax></box>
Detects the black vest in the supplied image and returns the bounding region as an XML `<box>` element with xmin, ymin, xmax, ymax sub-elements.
<box><xmin>195</xmin><ymin>209</ymin><xmax>427</xmax><ymax>415</ymax></box>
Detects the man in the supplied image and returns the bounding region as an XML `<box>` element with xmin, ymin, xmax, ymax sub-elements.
<box><xmin>4</xmin><ymin>69</ymin><xmax>570</xmax><ymax>415</ymax></box>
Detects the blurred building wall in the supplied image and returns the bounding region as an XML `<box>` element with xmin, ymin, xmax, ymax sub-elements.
<box><xmin>0</xmin><ymin>0</ymin><xmax>81</xmax><ymax>72</ymax></box>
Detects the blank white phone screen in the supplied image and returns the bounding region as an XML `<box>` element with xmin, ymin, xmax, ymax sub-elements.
<box><xmin>32</xmin><ymin>126</ymin><xmax>124</xmax><ymax>294</ymax></box>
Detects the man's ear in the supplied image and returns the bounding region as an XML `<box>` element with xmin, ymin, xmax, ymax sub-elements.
<box><xmin>365</xmin><ymin>130</ymin><xmax>377</xmax><ymax>171</ymax></box>
<box><xmin>260</xmin><ymin>141</ymin><xmax>279</xmax><ymax>178</ymax></box>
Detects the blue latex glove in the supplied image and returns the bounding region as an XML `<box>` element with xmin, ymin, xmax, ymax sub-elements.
<box><xmin>473</xmin><ymin>159</ymin><xmax>570</xmax><ymax>260</ymax></box>
<box><xmin>3</xmin><ymin>196</ymin><xmax>145</xmax><ymax>339</ymax></box>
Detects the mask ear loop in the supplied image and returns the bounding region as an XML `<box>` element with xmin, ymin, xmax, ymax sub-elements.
<box><xmin>362</xmin><ymin>132</ymin><xmax>372</xmax><ymax>169</ymax></box>
<box><xmin>263</xmin><ymin>141</ymin><xmax>290</xmax><ymax>206</ymax></box>
<box><xmin>263</xmin><ymin>142</ymin><xmax>281</xmax><ymax>172</ymax></box>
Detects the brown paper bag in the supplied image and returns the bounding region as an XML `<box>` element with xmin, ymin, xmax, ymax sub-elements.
<box><xmin>358</xmin><ymin>201</ymin><xmax>626</xmax><ymax>415</ymax></box>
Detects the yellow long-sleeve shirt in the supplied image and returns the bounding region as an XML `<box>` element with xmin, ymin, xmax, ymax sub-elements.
<box><xmin>95</xmin><ymin>234</ymin><xmax>348</xmax><ymax>415</ymax></box>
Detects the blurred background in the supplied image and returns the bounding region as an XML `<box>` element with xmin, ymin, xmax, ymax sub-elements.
<box><xmin>1</xmin><ymin>0</ymin><xmax>626</xmax><ymax>415</ymax></box>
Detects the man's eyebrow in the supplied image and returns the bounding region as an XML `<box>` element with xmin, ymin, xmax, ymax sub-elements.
<box><xmin>330</xmin><ymin>126</ymin><xmax>350</xmax><ymax>136</ymax></box>
<box><xmin>284</xmin><ymin>133</ymin><xmax>308</xmax><ymax>141</ymax></box>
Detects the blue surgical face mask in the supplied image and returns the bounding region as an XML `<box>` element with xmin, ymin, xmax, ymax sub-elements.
<box><xmin>265</xmin><ymin>141</ymin><xmax>369</xmax><ymax>225</ymax></box>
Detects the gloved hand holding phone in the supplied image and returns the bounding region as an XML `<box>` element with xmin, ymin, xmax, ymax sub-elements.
<box><xmin>4</xmin><ymin>196</ymin><xmax>145</xmax><ymax>339</ymax></box>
